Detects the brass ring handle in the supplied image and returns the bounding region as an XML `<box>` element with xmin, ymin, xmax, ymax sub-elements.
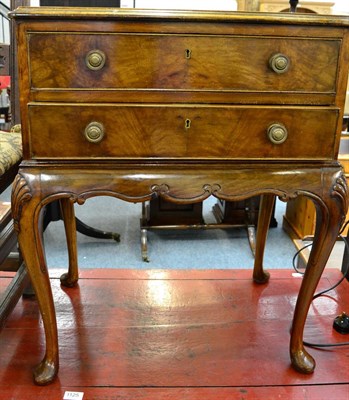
<box><xmin>269</xmin><ymin>53</ymin><xmax>289</xmax><ymax>74</ymax></box>
<box><xmin>84</xmin><ymin>122</ymin><xmax>105</xmax><ymax>143</ymax></box>
<box><xmin>267</xmin><ymin>123</ymin><xmax>288</xmax><ymax>144</ymax></box>
<box><xmin>85</xmin><ymin>50</ymin><xmax>106</xmax><ymax>71</ymax></box>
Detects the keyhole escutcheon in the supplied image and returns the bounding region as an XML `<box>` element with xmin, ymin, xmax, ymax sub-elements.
<box><xmin>185</xmin><ymin>118</ymin><xmax>191</xmax><ymax>130</ymax></box>
<box><xmin>185</xmin><ymin>49</ymin><xmax>192</xmax><ymax>59</ymax></box>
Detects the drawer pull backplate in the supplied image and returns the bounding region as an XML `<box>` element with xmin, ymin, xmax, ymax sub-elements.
<box><xmin>269</xmin><ymin>53</ymin><xmax>290</xmax><ymax>74</ymax></box>
<box><xmin>267</xmin><ymin>123</ymin><xmax>288</xmax><ymax>144</ymax></box>
<box><xmin>84</xmin><ymin>122</ymin><xmax>105</xmax><ymax>143</ymax></box>
<box><xmin>85</xmin><ymin>50</ymin><xmax>106</xmax><ymax>71</ymax></box>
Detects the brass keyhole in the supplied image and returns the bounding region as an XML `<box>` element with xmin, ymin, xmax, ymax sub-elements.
<box><xmin>185</xmin><ymin>49</ymin><xmax>192</xmax><ymax>59</ymax></box>
<box><xmin>185</xmin><ymin>119</ymin><xmax>191</xmax><ymax>129</ymax></box>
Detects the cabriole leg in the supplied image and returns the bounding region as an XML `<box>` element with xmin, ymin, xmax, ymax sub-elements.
<box><xmin>59</xmin><ymin>198</ymin><xmax>79</xmax><ymax>287</ymax></box>
<box><xmin>253</xmin><ymin>194</ymin><xmax>275</xmax><ymax>284</ymax></box>
<box><xmin>12</xmin><ymin>174</ymin><xmax>59</xmax><ymax>385</ymax></box>
<box><xmin>290</xmin><ymin>174</ymin><xmax>348</xmax><ymax>373</ymax></box>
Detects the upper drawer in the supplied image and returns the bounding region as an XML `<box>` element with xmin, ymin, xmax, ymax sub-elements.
<box><xmin>26</xmin><ymin>104</ymin><xmax>339</xmax><ymax>161</ymax></box>
<box><xmin>27</xmin><ymin>33</ymin><xmax>340</xmax><ymax>103</ymax></box>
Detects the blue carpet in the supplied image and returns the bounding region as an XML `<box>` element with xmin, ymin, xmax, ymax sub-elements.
<box><xmin>43</xmin><ymin>196</ymin><xmax>297</xmax><ymax>270</ymax></box>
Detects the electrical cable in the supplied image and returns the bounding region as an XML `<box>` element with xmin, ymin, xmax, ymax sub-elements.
<box><xmin>292</xmin><ymin>226</ymin><xmax>349</xmax><ymax>348</ymax></box>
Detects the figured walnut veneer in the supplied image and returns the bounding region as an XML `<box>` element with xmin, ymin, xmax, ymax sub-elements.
<box><xmin>10</xmin><ymin>7</ymin><xmax>349</xmax><ymax>385</ymax></box>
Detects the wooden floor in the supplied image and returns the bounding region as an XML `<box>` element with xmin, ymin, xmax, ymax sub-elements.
<box><xmin>1</xmin><ymin>268</ymin><xmax>349</xmax><ymax>399</ymax></box>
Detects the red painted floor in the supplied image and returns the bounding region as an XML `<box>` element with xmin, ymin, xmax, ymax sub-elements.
<box><xmin>0</xmin><ymin>268</ymin><xmax>348</xmax><ymax>399</ymax></box>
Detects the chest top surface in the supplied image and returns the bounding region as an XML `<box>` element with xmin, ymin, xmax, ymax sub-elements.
<box><xmin>12</xmin><ymin>7</ymin><xmax>349</xmax><ymax>164</ymax></box>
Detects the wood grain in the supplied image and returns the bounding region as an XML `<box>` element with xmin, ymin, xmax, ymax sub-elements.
<box><xmin>10</xmin><ymin>8</ymin><xmax>349</xmax><ymax>385</ymax></box>
<box><xmin>27</xmin><ymin>105</ymin><xmax>339</xmax><ymax>160</ymax></box>
<box><xmin>0</xmin><ymin>269</ymin><xmax>348</xmax><ymax>398</ymax></box>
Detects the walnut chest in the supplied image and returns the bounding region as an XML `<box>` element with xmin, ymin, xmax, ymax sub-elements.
<box><xmin>11</xmin><ymin>7</ymin><xmax>349</xmax><ymax>385</ymax></box>
<box><xmin>16</xmin><ymin>9</ymin><xmax>348</xmax><ymax>163</ymax></box>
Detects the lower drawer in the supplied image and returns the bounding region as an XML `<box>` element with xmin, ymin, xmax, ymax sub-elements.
<box><xmin>27</xmin><ymin>104</ymin><xmax>339</xmax><ymax>160</ymax></box>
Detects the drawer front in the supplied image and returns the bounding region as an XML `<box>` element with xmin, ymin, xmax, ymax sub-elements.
<box><xmin>28</xmin><ymin>33</ymin><xmax>340</xmax><ymax>96</ymax></box>
<box><xmin>27</xmin><ymin>104</ymin><xmax>338</xmax><ymax>161</ymax></box>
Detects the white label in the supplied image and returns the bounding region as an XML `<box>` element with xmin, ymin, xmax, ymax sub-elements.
<box><xmin>292</xmin><ymin>273</ymin><xmax>303</xmax><ymax>278</ymax></box>
<box><xmin>63</xmin><ymin>392</ymin><xmax>84</xmax><ymax>400</ymax></box>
